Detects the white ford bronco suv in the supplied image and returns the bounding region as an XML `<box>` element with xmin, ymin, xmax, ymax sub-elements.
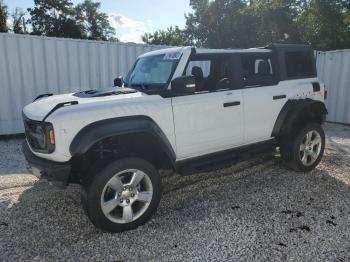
<box><xmin>22</xmin><ymin>44</ymin><xmax>327</xmax><ymax>232</ymax></box>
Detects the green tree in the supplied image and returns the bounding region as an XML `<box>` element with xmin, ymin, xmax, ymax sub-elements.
<box><xmin>184</xmin><ymin>0</ymin><xmax>302</xmax><ymax>48</ymax></box>
<box><xmin>184</xmin><ymin>0</ymin><xmax>249</xmax><ymax>48</ymax></box>
<box><xmin>28</xmin><ymin>0</ymin><xmax>85</xmax><ymax>38</ymax></box>
<box><xmin>244</xmin><ymin>0</ymin><xmax>301</xmax><ymax>46</ymax></box>
<box><xmin>12</xmin><ymin>8</ymin><xmax>26</xmax><ymax>34</ymax></box>
<box><xmin>0</xmin><ymin>0</ymin><xmax>8</xmax><ymax>32</ymax></box>
<box><xmin>75</xmin><ymin>0</ymin><xmax>116</xmax><ymax>41</ymax></box>
<box><xmin>142</xmin><ymin>26</ymin><xmax>188</xmax><ymax>46</ymax></box>
<box><xmin>181</xmin><ymin>0</ymin><xmax>350</xmax><ymax>49</ymax></box>
<box><xmin>297</xmin><ymin>0</ymin><xmax>350</xmax><ymax>50</ymax></box>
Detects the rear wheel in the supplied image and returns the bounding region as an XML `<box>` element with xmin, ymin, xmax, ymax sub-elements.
<box><xmin>280</xmin><ymin>123</ymin><xmax>325</xmax><ymax>172</ymax></box>
<box><xmin>82</xmin><ymin>157</ymin><xmax>162</xmax><ymax>232</ymax></box>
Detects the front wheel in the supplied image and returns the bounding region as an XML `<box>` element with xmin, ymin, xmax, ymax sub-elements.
<box><xmin>82</xmin><ymin>158</ymin><xmax>162</xmax><ymax>232</ymax></box>
<box><xmin>280</xmin><ymin>123</ymin><xmax>325</xmax><ymax>172</ymax></box>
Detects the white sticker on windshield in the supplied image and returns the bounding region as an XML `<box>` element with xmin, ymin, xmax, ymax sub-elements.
<box><xmin>164</xmin><ymin>52</ymin><xmax>182</xmax><ymax>60</ymax></box>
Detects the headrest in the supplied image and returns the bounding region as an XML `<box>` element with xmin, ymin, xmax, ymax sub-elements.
<box><xmin>191</xmin><ymin>66</ymin><xmax>204</xmax><ymax>80</ymax></box>
<box><xmin>258</xmin><ymin>60</ymin><xmax>271</xmax><ymax>75</ymax></box>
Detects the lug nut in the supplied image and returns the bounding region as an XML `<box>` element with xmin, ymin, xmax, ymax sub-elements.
<box><xmin>120</xmin><ymin>199</ymin><xmax>123</xmax><ymax>203</ymax></box>
<box><xmin>126</xmin><ymin>199</ymin><xmax>130</xmax><ymax>204</ymax></box>
<box><xmin>117</xmin><ymin>193</ymin><xmax>121</xmax><ymax>197</ymax></box>
<box><xmin>131</xmin><ymin>193</ymin><xmax>135</xmax><ymax>197</ymax></box>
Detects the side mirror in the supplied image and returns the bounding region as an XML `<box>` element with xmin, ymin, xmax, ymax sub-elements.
<box><xmin>114</xmin><ymin>76</ymin><xmax>123</xmax><ymax>87</ymax></box>
<box><xmin>171</xmin><ymin>76</ymin><xmax>196</xmax><ymax>94</ymax></box>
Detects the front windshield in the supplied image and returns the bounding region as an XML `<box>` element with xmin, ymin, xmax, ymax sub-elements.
<box><xmin>124</xmin><ymin>53</ymin><xmax>181</xmax><ymax>90</ymax></box>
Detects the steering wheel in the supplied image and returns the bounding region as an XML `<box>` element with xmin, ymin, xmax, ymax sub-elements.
<box><xmin>215</xmin><ymin>78</ymin><xmax>231</xmax><ymax>90</ymax></box>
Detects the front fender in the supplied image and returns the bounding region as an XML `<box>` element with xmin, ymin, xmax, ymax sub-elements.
<box><xmin>69</xmin><ymin>115</ymin><xmax>176</xmax><ymax>162</ymax></box>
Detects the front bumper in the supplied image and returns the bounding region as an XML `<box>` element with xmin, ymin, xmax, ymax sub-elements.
<box><xmin>22</xmin><ymin>142</ymin><xmax>71</xmax><ymax>188</ymax></box>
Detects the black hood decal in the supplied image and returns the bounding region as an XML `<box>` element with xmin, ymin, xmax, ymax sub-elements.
<box><xmin>73</xmin><ymin>88</ymin><xmax>138</xmax><ymax>98</ymax></box>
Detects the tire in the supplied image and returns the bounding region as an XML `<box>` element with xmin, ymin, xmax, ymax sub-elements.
<box><xmin>280</xmin><ymin>123</ymin><xmax>325</xmax><ymax>172</ymax></box>
<box><xmin>82</xmin><ymin>157</ymin><xmax>162</xmax><ymax>232</ymax></box>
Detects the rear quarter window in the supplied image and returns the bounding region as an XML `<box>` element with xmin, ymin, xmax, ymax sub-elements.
<box><xmin>285</xmin><ymin>51</ymin><xmax>314</xmax><ymax>78</ymax></box>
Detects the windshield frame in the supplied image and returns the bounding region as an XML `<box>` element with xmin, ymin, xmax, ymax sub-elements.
<box><xmin>124</xmin><ymin>53</ymin><xmax>181</xmax><ymax>92</ymax></box>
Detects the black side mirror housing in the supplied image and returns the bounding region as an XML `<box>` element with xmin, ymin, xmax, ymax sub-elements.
<box><xmin>114</xmin><ymin>76</ymin><xmax>123</xmax><ymax>87</ymax></box>
<box><xmin>171</xmin><ymin>76</ymin><xmax>196</xmax><ymax>94</ymax></box>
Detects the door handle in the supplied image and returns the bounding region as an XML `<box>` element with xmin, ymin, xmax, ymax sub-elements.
<box><xmin>273</xmin><ymin>95</ymin><xmax>286</xmax><ymax>100</ymax></box>
<box><xmin>223</xmin><ymin>101</ymin><xmax>240</xmax><ymax>107</ymax></box>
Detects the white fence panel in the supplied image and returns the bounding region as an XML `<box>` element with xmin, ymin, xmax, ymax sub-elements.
<box><xmin>316</xmin><ymin>50</ymin><xmax>350</xmax><ymax>125</ymax></box>
<box><xmin>0</xmin><ymin>33</ymin><xmax>166</xmax><ymax>135</ymax></box>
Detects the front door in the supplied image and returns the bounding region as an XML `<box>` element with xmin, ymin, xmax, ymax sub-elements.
<box><xmin>171</xmin><ymin>54</ymin><xmax>244</xmax><ymax>160</ymax></box>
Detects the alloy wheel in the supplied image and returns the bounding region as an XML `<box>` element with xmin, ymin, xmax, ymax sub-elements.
<box><xmin>299</xmin><ymin>130</ymin><xmax>322</xmax><ymax>167</ymax></box>
<box><xmin>100</xmin><ymin>169</ymin><xmax>153</xmax><ymax>224</ymax></box>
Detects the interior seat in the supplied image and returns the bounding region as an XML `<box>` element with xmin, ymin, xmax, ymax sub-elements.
<box><xmin>244</xmin><ymin>60</ymin><xmax>273</xmax><ymax>87</ymax></box>
<box><xmin>258</xmin><ymin>60</ymin><xmax>271</xmax><ymax>75</ymax></box>
<box><xmin>191</xmin><ymin>66</ymin><xmax>205</xmax><ymax>91</ymax></box>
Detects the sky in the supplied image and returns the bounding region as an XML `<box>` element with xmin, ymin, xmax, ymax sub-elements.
<box><xmin>4</xmin><ymin>0</ymin><xmax>193</xmax><ymax>43</ymax></box>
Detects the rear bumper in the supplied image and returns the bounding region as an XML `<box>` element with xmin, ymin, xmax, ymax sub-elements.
<box><xmin>22</xmin><ymin>142</ymin><xmax>71</xmax><ymax>188</ymax></box>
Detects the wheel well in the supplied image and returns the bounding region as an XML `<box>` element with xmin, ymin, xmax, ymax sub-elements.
<box><xmin>277</xmin><ymin>101</ymin><xmax>327</xmax><ymax>138</ymax></box>
<box><xmin>70</xmin><ymin>133</ymin><xmax>175</xmax><ymax>185</ymax></box>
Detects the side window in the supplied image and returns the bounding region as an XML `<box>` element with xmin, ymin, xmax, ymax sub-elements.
<box><xmin>285</xmin><ymin>51</ymin><xmax>314</xmax><ymax>78</ymax></box>
<box><xmin>186</xmin><ymin>60</ymin><xmax>211</xmax><ymax>78</ymax></box>
<box><xmin>254</xmin><ymin>59</ymin><xmax>273</xmax><ymax>74</ymax></box>
<box><xmin>184</xmin><ymin>55</ymin><xmax>234</xmax><ymax>92</ymax></box>
<box><xmin>241</xmin><ymin>54</ymin><xmax>276</xmax><ymax>88</ymax></box>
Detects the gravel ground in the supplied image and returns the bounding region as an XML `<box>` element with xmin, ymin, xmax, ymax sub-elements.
<box><xmin>0</xmin><ymin>123</ymin><xmax>350</xmax><ymax>261</ymax></box>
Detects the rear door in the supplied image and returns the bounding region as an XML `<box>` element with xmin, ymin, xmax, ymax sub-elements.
<box><xmin>240</xmin><ymin>52</ymin><xmax>288</xmax><ymax>143</ymax></box>
<box><xmin>241</xmin><ymin>47</ymin><xmax>319</xmax><ymax>144</ymax></box>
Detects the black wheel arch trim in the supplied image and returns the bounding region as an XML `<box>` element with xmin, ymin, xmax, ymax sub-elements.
<box><xmin>272</xmin><ymin>99</ymin><xmax>328</xmax><ymax>137</ymax></box>
<box><xmin>69</xmin><ymin>115</ymin><xmax>176</xmax><ymax>164</ymax></box>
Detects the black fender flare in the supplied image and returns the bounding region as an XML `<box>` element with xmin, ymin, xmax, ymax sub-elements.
<box><xmin>271</xmin><ymin>99</ymin><xmax>328</xmax><ymax>137</ymax></box>
<box><xmin>69</xmin><ymin>115</ymin><xmax>176</xmax><ymax>164</ymax></box>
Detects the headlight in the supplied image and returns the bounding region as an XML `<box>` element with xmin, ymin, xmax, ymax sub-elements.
<box><xmin>23</xmin><ymin>117</ymin><xmax>55</xmax><ymax>153</ymax></box>
<box><xmin>34</xmin><ymin>126</ymin><xmax>47</xmax><ymax>149</ymax></box>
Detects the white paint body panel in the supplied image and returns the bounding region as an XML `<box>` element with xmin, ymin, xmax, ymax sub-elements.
<box><xmin>172</xmin><ymin>90</ymin><xmax>244</xmax><ymax>160</ymax></box>
<box><xmin>22</xmin><ymin>47</ymin><xmax>325</xmax><ymax>164</ymax></box>
<box><xmin>23</xmin><ymin>47</ymin><xmax>193</xmax><ymax>162</ymax></box>
<box><xmin>23</xmin><ymin>92</ymin><xmax>175</xmax><ymax>162</ymax></box>
<box><xmin>243</xmin><ymin>78</ymin><xmax>324</xmax><ymax>143</ymax></box>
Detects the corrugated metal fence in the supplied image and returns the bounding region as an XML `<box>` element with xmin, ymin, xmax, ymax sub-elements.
<box><xmin>0</xmin><ymin>33</ymin><xmax>166</xmax><ymax>135</ymax></box>
<box><xmin>316</xmin><ymin>50</ymin><xmax>350</xmax><ymax>125</ymax></box>
<box><xmin>0</xmin><ymin>33</ymin><xmax>349</xmax><ymax>135</ymax></box>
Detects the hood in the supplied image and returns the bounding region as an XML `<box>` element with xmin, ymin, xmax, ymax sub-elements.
<box><xmin>23</xmin><ymin>88</ymin><xmax>143</xmax><ymax>121</ymax></box>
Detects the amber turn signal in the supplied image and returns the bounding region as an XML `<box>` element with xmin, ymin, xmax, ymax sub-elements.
<box><xmin>49</xmin><ymin>129</ymin><xmax>55</xmax><ymax>145</ymax></box>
